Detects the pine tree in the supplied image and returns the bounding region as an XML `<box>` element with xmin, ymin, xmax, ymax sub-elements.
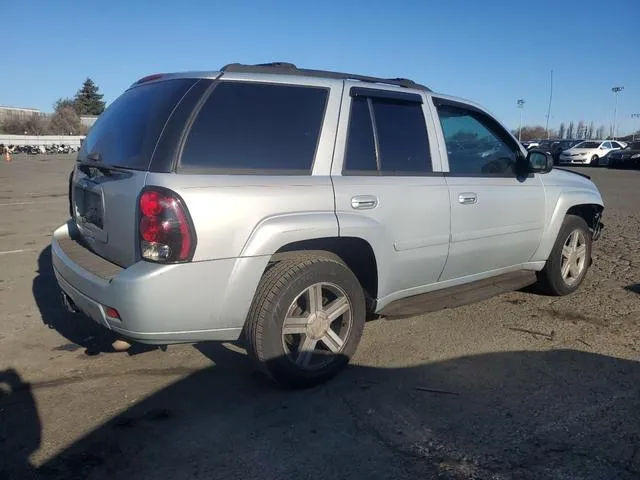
<box><xmin>73</xmin><ymin>78</ymin><xmax>105</xmax><ymax>115</ymax></box>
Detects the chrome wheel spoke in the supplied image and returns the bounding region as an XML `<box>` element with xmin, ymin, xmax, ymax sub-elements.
<box><xmin>561</xmin><ymin>259</ymin><xmax>571</xmax><ymax>279</ymax></box>
<box><xmin>323</xmin><ymin>296</ymin><xmax>349</xmax><ymax>322</ymax></box>
<box><xmin>307</xmin><ymin>284</ymin><xmax>323</xmax><ymax>314</ymax></box>
<box><xmin>283</xmin><ymin>316</ymin><xmax>309</xmax><ymax>335</ymax></box>
<box><xmin>296</xmin><ymin>335</ymin><xmax>318</xmax><ymax>368</ymax></box>
<box><xmin>569</xmin><ymin>260</ymin><xmax>580</xmax><ymax>278</ymax></box>
<box><xmin>320</xmin><ymin>328</ymin><xmax>344</xmax><ymax>353</ymax></box>
<box><xmin>570</xmin><ymin>231</ymin><xmax>579</xmax><ymax>248</ymax></box>
<box><xmin>562</xmin><ymin>245</ymin><xmax>573</xmax><ymax>259</ymax></box>
<box><xmin>575</xmin><ymin>245</ymin><xmax>586</xmax><ymax>259</ymax></box>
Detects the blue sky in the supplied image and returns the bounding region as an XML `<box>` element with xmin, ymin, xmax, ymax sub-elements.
<box><xmin>3</xmin><ymin>0</ymin><xmax>639</xmax><ymax>134</ymax></box>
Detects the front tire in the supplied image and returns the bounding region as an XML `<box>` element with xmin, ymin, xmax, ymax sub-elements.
<box><xmin>591</xmin><ymin>155</ymin><xmax>599</xmax><ymax>167</ymax></box>
<box><xmin>245</xmin><ymin>252</ymin><xmax>366</xmax><ymax>388</ymax></box>
<box><xmin>536</xmin><ymin>215</ymin><xmax>592</xmax><ymax>296</ymax></box>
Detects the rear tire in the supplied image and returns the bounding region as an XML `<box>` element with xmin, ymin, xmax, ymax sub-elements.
<box><xmin>536</xmin><ymin>215</ymin><xmax>592</xmax><ymax>296</ymax></box>
<box><xmin>245</xmin><ymin>252</ymin><xmax>366</xmax><ymax>388</ymax></box>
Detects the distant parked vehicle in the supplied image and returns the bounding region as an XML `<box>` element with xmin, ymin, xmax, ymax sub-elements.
<box><xmin>537</xmin><ymin>139</ymin><xmax>583</xmax><ymax>164</ymax></box>
<box><xmin>521</xmin><ymin>140</ymin><xmax>540</xmax><ymax>150</ymax></box>
<box><xmin>607</xmin><ymin>141</ymin><xmax>640</xmax><ymax>169</ymax></box>
<box><xmin>558</xmin><ymin>140</ymin><xmax>624</xmax><ymax>166</ymax></box>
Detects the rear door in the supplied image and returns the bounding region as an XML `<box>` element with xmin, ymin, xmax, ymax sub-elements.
<box><xmin>71</xmin><ymin>78</ymin><xmax>200</xmax><ymax>267</ymax></box>
<box><xmin>331</xmin><ymin>83</ymin><xmax>450</xmax><ymax>301</ymax></box>
<box><xmin>431</xmin><ymin>97</ymin><xmax>545</xmax><ymax>281</ymax></box>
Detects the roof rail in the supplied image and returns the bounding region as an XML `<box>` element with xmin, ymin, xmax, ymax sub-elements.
<box><xmin>220</xmin><ymin>62</ymin><xmax>431</xmax><ymax>92</ymax></box>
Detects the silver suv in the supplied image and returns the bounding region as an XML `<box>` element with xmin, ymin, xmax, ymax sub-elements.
<box><xmin>52</xmin><ymin>63</ymin><xmax>604</xmax><ymax>387</ymax></box>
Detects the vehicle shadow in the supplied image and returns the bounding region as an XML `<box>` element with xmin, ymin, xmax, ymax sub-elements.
<box><xmin>0</xmin><ymin>369</ymin><xmax>41</xmax><ymax>480</ymax></box>
<box><xmin>32</xmin><ymin>246</ymin><xmax>154</xmax><ymax>356</ymax></box>
<box><xmin>625</xmin><ymin>283</ymin><xmax>640</xmax><ymax>294</ymax></box>
<box><xmin>16</xmin><ymin>347</ymin><xmax>638</xmax><ymax>480</ymax></box>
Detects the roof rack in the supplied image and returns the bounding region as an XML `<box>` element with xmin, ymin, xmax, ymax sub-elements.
<box><xmin>221</xmin><ymin>62</ymin><xmax>431</xmax><ymax>92</ymax></box>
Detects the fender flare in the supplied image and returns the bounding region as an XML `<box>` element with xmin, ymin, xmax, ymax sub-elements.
<box><xmin>531</xmin><ymin>189</ymin><xmax>604</xmax><ymax>262</ymax></box>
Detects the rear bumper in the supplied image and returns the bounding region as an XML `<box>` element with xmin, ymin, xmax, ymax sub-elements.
<box><xmin>51</xmin><ymin>221</ymin><xmax>269</xmax><ymax>344</ymax></box>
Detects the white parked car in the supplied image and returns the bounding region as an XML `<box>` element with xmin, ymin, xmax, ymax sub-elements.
<box><xmin>558</xmin><ymin>140</ymin><xmax>624</xmax><ymax>166</ymax></box>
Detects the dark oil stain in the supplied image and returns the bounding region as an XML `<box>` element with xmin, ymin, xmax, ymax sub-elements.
<box><xmin>53</xmin><ymin>343</ymin><xmax>82</xmax><ymax>352</ymax></box>
<box><xmin>27</xmin><ymin>367</ymin><xmax>198</xmax><ymax>391</ymax></box>
<box><xmin>505</xmin><ymin>298</ymin><xmax>526</xmax><ymax>305</ymax></box>
<box><xmin>0</xmin><ymin>232</ymin><xmax>14</xmax><ymax>237</ymax></box>
<box><xmin>24</xmin><ymin>241</ymin><xmax>36</xmax><ymax>246</ymax></box>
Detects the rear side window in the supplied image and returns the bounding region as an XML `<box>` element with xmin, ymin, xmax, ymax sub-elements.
<box><xmin>79</xmin><ymin>79</ymin><xmax>196</xmax><ymax>170</ymax></box>
<box><xmin>344</xmin><ymin>93</ymin><xmax>432</xmax><ymax>174</ymax></box>
<box><xmin>180</xmin><ymin>82</ymin><xmax>328</xmax><ymax>173</ymax></box>
<box><xmin>344</xmin><ymin>97</ymin><xmax>377</xmax><ymax>172</ymax></box>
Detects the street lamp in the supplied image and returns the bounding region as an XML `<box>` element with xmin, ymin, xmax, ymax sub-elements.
<box><xmin>517</xmin><ymin>99</ymin><xmax>525</xmax><ymax>142</ymax></box>
<box><xmin>611</xmin><ymin>86</ymin><xmax>624</xmax><ymax>139</ymax></box>
<box><xmin>632</xmin><ymin>113</ymin><xmax>640</xmax><ymax>141</ymax></box>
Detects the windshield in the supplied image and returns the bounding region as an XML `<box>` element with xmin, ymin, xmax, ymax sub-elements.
<box><xmin>574</xmin><ymin>141</ymin><xmax>600</xmax><ymax>149</ymax></box>
<box><xmin>78</xmin><ymin>79</ymin><xmax>196</xmax><ymax>169</ymax></box>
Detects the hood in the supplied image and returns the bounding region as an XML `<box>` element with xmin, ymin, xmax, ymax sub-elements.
<box><xmin>565</xmin><ymin>148</ymin><xmax>595</xmax><ymax>154</ymax></box>
<box><xmin>610</xmin><ymin>149</ymin><xmax>640</xmax><ymax>156</ymax></box>
<box><xmin>541</xmin><ymin>168</ymin><xmax>601</xmax><ymax>193</ymax></box>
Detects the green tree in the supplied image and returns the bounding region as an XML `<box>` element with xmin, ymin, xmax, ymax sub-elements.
<box><xmin>73</xmin><ymin>78</ymin><xmax>105</xmax><ymax>115</ymax></box>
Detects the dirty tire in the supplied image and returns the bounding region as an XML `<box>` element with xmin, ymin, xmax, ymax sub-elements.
<box><xmin>244</xmin><ymin>252</ymin><xmax>366</xmax><ymax>389</ymax></box>
<box><xmin>536</xmin><ymin>214</ymin><xmax>592</xmax><ymax>296</ymax></box>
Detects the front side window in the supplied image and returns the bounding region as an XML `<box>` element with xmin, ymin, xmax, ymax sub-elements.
<box><xmin>181</xmin><ymin>82</ymin><xmax>328</xmax><ymax>173</ymax></box>
<box><xmin>436</xmin><ymin>104</ymin><xmax>519</xmax><ymax>175</ymax></box>
<box><xmin>343</xmin><ymin>94</ymin><xmax>432</xmax><ymax>174</ymax></box>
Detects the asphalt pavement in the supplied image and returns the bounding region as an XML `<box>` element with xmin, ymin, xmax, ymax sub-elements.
<box><xmin>1</xmin><ymin>155</ymin><xmax>639</xmax><ymax>479</ymax></box>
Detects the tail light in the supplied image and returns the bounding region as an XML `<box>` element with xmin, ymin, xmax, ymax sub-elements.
<box><xmin>138</xmin><ymin>187</ymin><xmax>196</xmax><ymax>263</ymax></box>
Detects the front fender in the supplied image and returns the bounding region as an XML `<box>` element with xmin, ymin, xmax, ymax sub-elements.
<box><xmin>531</xmin><ymin>189</ymin><xmax>604</xmax><ymax>262</ymax></box>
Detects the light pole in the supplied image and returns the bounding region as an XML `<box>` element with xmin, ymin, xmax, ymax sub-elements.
<box><xmin>611</xmin><ymin>86</ymin><xmax>624</xmax><ymax>139</ymax></box>
<box><xmin>632</xmin><ymin>113</ymin><xmax>640</xmax><ymax>141</ymax></box>
<box><xmin>517</xmin><ymin>99</ymin><xmax>525</xmax><ymax>142</ymax></box>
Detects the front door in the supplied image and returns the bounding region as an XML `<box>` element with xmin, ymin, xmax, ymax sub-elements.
<box><xmin>432</xmin><ymin>98</ymin><xmax>546</xmax><ymax>281</ymax></box>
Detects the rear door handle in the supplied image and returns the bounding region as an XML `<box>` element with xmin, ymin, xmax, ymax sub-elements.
<box><xmin>458</xmin><ymin>192</ymin><xmax>477</xmax><ymax>205</ymax></box>
<box><xmin>351</xmin><ymin>195</ymin><xmax>378</xmax><ymax>210</ymax></box>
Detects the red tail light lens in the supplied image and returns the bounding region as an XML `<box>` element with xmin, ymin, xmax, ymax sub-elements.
<box><xmin>138</xmin><ymin>188</ymin><xmax>196</xmax><ymax>263</ymax></box>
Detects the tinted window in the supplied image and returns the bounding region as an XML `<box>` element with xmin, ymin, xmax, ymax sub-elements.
<box><xmin>181</xmin><ymin>82</ymin><xmax>328</xmax><ymax>172</ymax></box>
<box><xmin>611</xmin><ymin>141</ymin><xmax>621</xmax><ymax>148</ymax></box>
<box><xmin>79</xmin><ymin>79</ymin><xmax>196</xmax><ymax>170</ymax></box>
<box><xmin>372</xmin><ymin>98</ymin><xmax>431</xmax><ymax>173</ymax></box>
<box><xmin>576</xmin><ymin>141</ymin><xmax>600</xmax><ymax>149</ymax></box>
<box><xmin>436</xmin><ymin>105</ymin><xmax>518</xmax><ymax>175</ymax></box>
<box><xmin>344</xmin><ymin>97</ymin><xmax>377</xmax><ymax>172</ymax></box>
<box><xmin>602</xmin><ymin>142</ymin><xmax>612</xmax><ymax>148</ymax></box>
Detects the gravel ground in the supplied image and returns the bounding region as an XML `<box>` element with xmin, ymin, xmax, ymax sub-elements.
<box><xmin>0</xmin><ymin>154</ymin><xmax>639</xmax><ymax>480</ymax></box>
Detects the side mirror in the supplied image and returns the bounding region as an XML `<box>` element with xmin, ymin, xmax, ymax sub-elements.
<box><xmin>527</xmin><ymin>149</ymin><xmax>553</xmax><ymax>173</ymax></box>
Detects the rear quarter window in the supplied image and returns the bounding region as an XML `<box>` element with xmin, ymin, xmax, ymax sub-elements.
<box><xmin>179</xmin><ymin>81</ymin><xmax>328</xmax><ymax>173</ymax></box>
<box><xmin>79</xmin><ymin>79</ymin><xmax>196</xmax><ymax>170</ymax></box>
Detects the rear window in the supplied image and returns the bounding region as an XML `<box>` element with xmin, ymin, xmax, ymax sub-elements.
<box><xmin>180</xmin><ymin>81</ymin><xmax>328</xmax><ymax>173</ymax></box>
<box><xmin>78</xmin><ymin>79</ymin><xmax>196</xmax><ymax>170</ymax></box>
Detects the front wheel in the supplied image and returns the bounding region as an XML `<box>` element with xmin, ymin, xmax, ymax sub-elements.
<box><xmin>536</xmin><ymin>215</ymin><xmax>592</xmax><ymax>296</ymax></box>
<box><xmin>244</xmin><ymin>252</ymin><xmax>366</xmax><ymax>388</ymax></box>
<box><xmin>591</xmin><ymin>155</ymin><xmax>599</xmax><ymax>167</ymax></box>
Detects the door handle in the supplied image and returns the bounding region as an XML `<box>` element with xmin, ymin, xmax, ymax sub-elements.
<box><xmin>351</xmin><ymin>195</ymin><xmax>378</xmax><ymax>210</ymax></box>
<box><xmin>458</xmin><ymin>192</ymin><xmax>477</xmax><ymax>205</ymax></box>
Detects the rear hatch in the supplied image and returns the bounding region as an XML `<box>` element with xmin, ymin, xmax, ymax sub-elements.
<box><xmin>71</xmin><ymin>78</ymin><xmax>198</xmax><ymax>267</ymax></box>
